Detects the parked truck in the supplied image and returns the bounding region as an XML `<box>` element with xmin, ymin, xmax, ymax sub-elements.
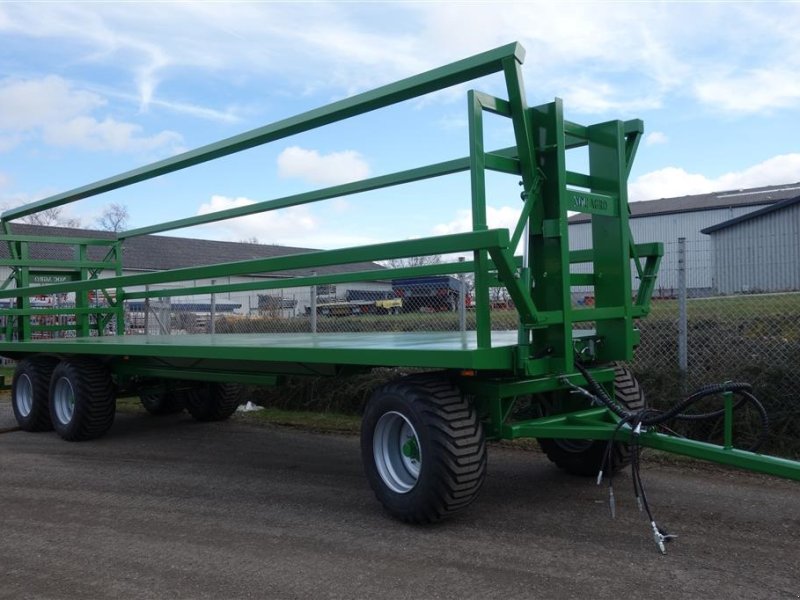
<box><xmin>1</xmin><ymin>43</ymin><xmax>797</xmax><ymax>549</ymax></box>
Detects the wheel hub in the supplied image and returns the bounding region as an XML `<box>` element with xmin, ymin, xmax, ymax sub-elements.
<box><xmin>373</xmin><ymin>411</ymin><xmax>422</xmax><ymax>494</ymax></box>
<box><xmin>15</xmin><ymin>374</ymin><xmax>34</xmax><ymax>417</ymax></box>
<box><xmin>52</xmin><ymin>377</ymin><xmax>76</xmax><ymax>425</ymax></box>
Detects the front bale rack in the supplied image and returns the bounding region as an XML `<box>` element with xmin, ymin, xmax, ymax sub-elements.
<box><xmin>1</xmin><ymin>42</ymin><xmax>797</xmax><ymax>547</ymax></box>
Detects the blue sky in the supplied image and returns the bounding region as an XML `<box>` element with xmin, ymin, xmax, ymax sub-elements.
<box><xmin>1</xmin><ymin>1</ymin><xmax>799</xmax><ymax>250</ymax></box>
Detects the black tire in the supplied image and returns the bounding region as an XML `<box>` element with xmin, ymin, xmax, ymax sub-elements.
<box><xmin>539</xmin><ymin>364</ymin><xmax>645</xmax><ymax>476</ymax></box>
<box><xmin>49</xmin><ymin>358</ymin><xmax>115</xmax><ymax>441</ymax></box>
<box><xmin>185</xmin><ymin>383</ymin><xmax>243</xmax><ymax>422</ymax></box>
<box><xmin>361</xmin><ymin>375</ymin><xmax>486</xmax><ymax>523</ymax></box>
<box><xmin>11</xmin><ymin>356</ymin><xmax>58</xmax><ymax>431</ymax></box>
<box><xmin>140</xmin><ymin>387</ymin><xmax>185</xmax><ymax>416</ymax></box>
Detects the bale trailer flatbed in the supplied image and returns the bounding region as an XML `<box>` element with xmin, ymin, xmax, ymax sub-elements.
<box><xmin>1</xmin><ymin>42</ymin><xmax>797</xmax><ymax>549</ymax></box>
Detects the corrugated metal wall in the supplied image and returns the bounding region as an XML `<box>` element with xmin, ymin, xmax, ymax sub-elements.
<box><xmin>709</xmin><ymin>203</ymin><xmax>800</xmax><ymax>294</ymax></box>
<box><xmin>568</xmin><ymin>205</ymin><xmax>765</xmax><ymax>294</ymax></box>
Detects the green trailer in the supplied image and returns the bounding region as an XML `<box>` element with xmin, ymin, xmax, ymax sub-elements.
<box><xmin>1</xmin><ymin>43</ymin><xmax>797</xmax><ymax>547</ymax></box>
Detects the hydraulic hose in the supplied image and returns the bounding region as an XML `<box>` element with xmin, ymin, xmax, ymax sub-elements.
<box><xmin>573</xmin><ymin>362</ymin><xmax>769</xmax><ymax>452</ymax></box>
<box><xmin>572</xmin><ymin>360</ymin><xmax>770</xmax><ymax>554</ymax></box>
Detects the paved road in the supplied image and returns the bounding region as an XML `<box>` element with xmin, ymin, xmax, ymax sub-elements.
<box><xmin>0</xmin><ymin>399</ymin><xmax>798</xmax><ymax>600</ymax></box>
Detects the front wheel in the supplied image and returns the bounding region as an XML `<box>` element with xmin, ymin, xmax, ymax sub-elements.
<box><xmin>361</xmin><ymin>375</ymin><xmax>486</xmax><ymax>523</ymax></box>
<box><xmin>538</xmin><ymin>364</ymin><xmax>645</xmax><ymax>476</ymax></box>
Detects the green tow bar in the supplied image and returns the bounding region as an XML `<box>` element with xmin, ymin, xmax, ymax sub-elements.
<box><xmin>507</xmin><ymin>407</ymin><xmax>800</xmax><ymax>481</ymax></box>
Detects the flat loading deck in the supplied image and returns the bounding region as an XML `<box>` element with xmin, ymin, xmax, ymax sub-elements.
<box><xmin>0</xmin><ymin>331</ymin><xmax>528</xmax><ymax>370</ymax></box>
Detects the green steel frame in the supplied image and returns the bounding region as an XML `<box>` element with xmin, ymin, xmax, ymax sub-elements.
<box><xmin>0</xmin><ymin>42</ymin><xmax>797</xmax><ymax>482</ymax></box>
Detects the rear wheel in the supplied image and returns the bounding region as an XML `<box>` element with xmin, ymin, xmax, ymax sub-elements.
<box><xmin>140</xmin><ymin>382</ymin><xmax>185</xmax><ymax>416</ymax></box>
<box><xmin>12</xmin><ymin>357</ymin><xmax>58</xmax><ymax>431</ymax></box>
<box><xmin>49</xmin><ymin>358</ymin><xmax>115</xmax><ymax>441</ymax></box>
<box><xmin>538</xmin><ymin>364</ymin><xmax>644</xmax><ymax>476</ymax></box>
<box><xmin>185</xmin><ymin>383</ymin><xmax>243</xmax><ymax>422</ymax></box>
<box><xmin>361</xmin><ymin>375</ymin><xmax>486</xmax><ymax>523</ymax></box>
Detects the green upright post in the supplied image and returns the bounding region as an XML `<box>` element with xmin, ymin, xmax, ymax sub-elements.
<box><xmin>502</xmin><ymin>57</ymin><xmax>536</xmax><ymax>355</ymax></box>
<box><xmin>114</xmin><ymin>242</ymin><xmax>125</xmax><ymax>336</ymax></box>
<box><xmin>468</xmin><ymin>90</ymin><xmax>491</xmax><ymax>348</ymax></box>
<box><xmin>17</xmin><ymin>242</ymin><xmax>31</xmax><ymax>342</ymax></box>
<box><xmin>529</xmin><ymin>100</ymin><xmax>572</xmax><ymax>373</ymax></box>
<box><xmin>588</xmin><ymin>121</ymin><xmax>634</xmax><ymax>362</ymax></box>
<box><xmin>723</xmin><ymin>391</ymin><xmax>734</xmax><ymax>450</ymax></box>
<box><xmin>76</xmin><ymin>244</ymin><xmax>90</xmax><ymax>337</ymax></box>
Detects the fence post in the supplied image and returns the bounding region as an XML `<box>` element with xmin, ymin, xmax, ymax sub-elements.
<box><xmin>144</xmin><ymin>285</ymin><xmax>150</xmax><ymax>335</ymax></box>
<box><xmin>310</xmin><ymin>272</ymin><xmax>317</xmax><ymax>334</ymax></box>
<box><xmin>210</xmin><ymin>279</ymin><xmax>216</xmax><ymax>335</ymax></box>
<box><xmin>677</xmin><ymin>237</ymin><xmax>688</xmax><ymax>378</ymax></box>
<box><xmin>458</xmin><ymin>257</ymin><xmax>467</xmax><ymax>334</ymax></box>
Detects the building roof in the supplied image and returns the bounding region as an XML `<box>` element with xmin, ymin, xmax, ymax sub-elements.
<box><xmin>568</xmin><ymin>182</ymin><xmax>800</xmax><ymax>224</ymax></box>
<box><xmin>701</xmin><ymin>194</ymin><xmax>800</xmax><ymax>234</ymax></box>
<box><xmin>1</xmin><ymin>223</ymin><xmax>385</xmax><ymax>278</ymax></box>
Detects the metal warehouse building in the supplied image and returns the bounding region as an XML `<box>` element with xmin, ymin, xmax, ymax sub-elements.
<box><xmin>568</xmin><ymin>182</ymin><xmax>800</xmax><ymax>297</ymax></box>
<box><xmin>701</xmin><ymin>195</ymin><xmax>800</xmax><ymax>294</ymax></box>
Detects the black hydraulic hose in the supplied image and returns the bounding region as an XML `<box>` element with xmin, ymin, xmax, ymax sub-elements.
<box><xmin>573</xmin><ymin>361</ymin><xmax>769</xmax><ymax>452</ymax></box>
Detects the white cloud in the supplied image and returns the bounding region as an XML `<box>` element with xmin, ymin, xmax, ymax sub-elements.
<box><xmin>43</xmin><ymin>116</ymin><xmax>182</xmax><ymax>153</ymax></box>
<box><xmin>645</xmin><ymin>131</ymin><xmax>668</xmax><ymax>146</ymax></box>
<box><xmin>2</xmin><ymin>2</ymin><xmax>799</xmax><ymax>117</ymax></box>
<box><xmin>434</xmin><ymin>205</ymin><xmax>522</xmax><ymax>237</ymax></box>
<box><xmin>195</xmin><ymin>194</ymin><xmax>317</xmax><ymax>245</ymax></box>
<box><xmin>0</xmin><ymin>76</ymin><xmax>104</xmax><ymax>130</ymax></box>
<box><xmin>629</xmin><ymin>153</ymin><xmax>800</xmax><ymax>201</ymax></box>
<box><xmin>277</xmin><ymin>146</ymin><xmax>370</xmax><ymax>186</ymax></box>
<box><xmin>694</xmin><ymin>68</ymin><xmax>800</xmax><ymax>113</ymax></box>
<box><xmin>438</xmin><ymin>113</ymin><xmax>467</xmax><ymax>131</ymax></box>
<box><xmin>330</xmin><ymin>198</ymin><xmax>352</xmax><ymax>213</ymax></box>
<box><xmin>559</xmin><ymin>80</ymin><xmax>663</xmax><ymax>115</ymax></box>
<box><xmin>0</xmin><ymin>75</ymin><xmax>183</xmax><ymax>153</ymax></box>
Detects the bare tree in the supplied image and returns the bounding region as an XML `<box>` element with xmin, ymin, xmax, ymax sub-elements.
<box><xmin>239</xmin><ymin>236</ymin><xmax>260</xmax><ymax>244</ymax></box>
<box><xmin>96</xmin><ymin>203</ymin><xmax>129</xmax><ymax>232</ymax></box>
<box><xmin>383</xmin><ymin>255</ymin><xmax>442</xmax><ymax>269</ymax></box>
<box><xmin>24</xmin><ymin>207</ymin><xmax>82</xmax><ymax>228</ymax></box>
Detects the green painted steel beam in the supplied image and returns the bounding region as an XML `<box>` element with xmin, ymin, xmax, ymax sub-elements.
<box><xmin>569</xmin><ymin>243</ymin><xmax>662</xmax><ymax>264</ymax></box>
<box><xmin>623</xmin><ymin>119</ymin><xmax>644</xmax><ymax>179</ymax></box>
<box><xmin>459</xmin><ymin>368</ymin><xmax>615</xmax><ymax>399</ymax></box>
<box><xmin>121</xmin><ymin>157</ymin><xmax>470</xmax><ymax>239</ymax></box>
<box><xmin>0</xmin><ymin>260</ymin><xmax>112</xmax><ymax>269</ymax></box>
<box><xmin>486</xmin><ymin>246</ymin><xmax>541</xmax><ymax>324</ymax></box>
<box><xmin>0</xmin><ymin>307</ymin><xmax>116</xmax><ymax>316</ymax></box>
<box><xmin>0</xmin><ymin>235</ymin><xmax>115</xmax><ymax>246</ymax></box>
<box><xmin>506</xmin><ymin>408</ymin><xmax>800</xmax><ymax>481</ymax></box>
<box><xmin>0</xmin><ymin>229</ymin><xmax>510</xmax><ymax>299</ymax></box>
<box><xmin>114</xmin><ymin>364</ymin><xmax>279</xmax><ymax>386</ymax></box>
<box><xmin>2</xmin><ymin>42</ymin><xmax>524</xmax><ymax>224</ymax></box>
<box><xmin>637</xmin><ymin>430</ymin><xmax>800</xmax><ymax>481</ymax></box>
<box><xmin>122</xmin><ymin>149</ymin><xmax>518</xmax><ymax>239</ymax></box>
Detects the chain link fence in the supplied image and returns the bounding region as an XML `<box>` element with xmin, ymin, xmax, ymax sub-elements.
<box><xmin>125</xmin><ymin>273</ymin><xmax>518</xmax><ymax>337</ymax></box>
<box><xmin>632</xmin><ymin>234</ymin><xmax>800</xmax><ymax>459</ymax></box>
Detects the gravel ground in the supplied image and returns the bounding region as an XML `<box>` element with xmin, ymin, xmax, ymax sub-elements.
<box><xmin>0</xmin><ymin>398</ymin><xmax>798</xmax><ymax>600</ymax></box>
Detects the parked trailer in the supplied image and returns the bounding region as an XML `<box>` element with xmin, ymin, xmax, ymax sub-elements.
<box><xmin>1</xmin><ymin>43</ymin><xmax>798</xmax><ymax>550</ymax></box>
